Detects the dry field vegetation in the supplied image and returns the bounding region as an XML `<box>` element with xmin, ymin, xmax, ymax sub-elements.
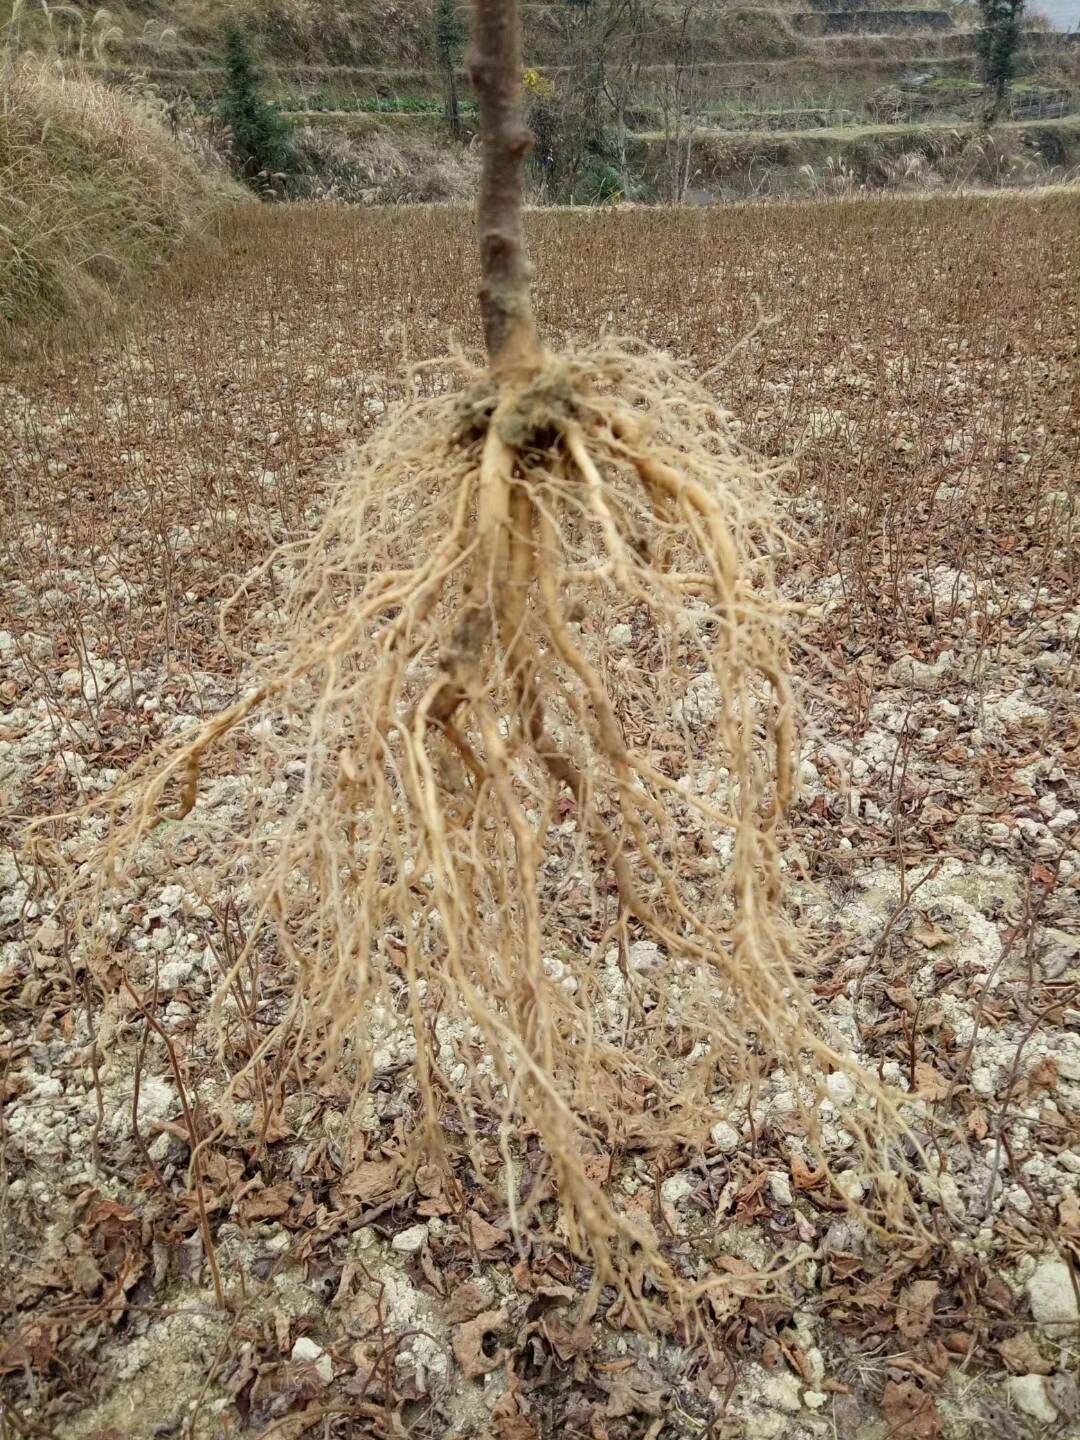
<box><xmin>1</xmin><ymin>192</ymin><xmax>1079</xmax><ymax>1439</ymax></box>
<box><xmin>0</xmin><ymin>58</ymin><xmax>236</xmax><ymax>357</ymax></box>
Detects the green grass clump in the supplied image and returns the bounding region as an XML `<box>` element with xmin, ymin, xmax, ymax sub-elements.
<box><xmin>289</xmin><ymin>92</ymin><xmax>478</xmax><ymax>116</ymax></box>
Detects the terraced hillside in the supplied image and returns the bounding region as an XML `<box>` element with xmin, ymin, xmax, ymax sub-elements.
<box><xmin>13</xmin><ymin>0</ymin><xmax>1080</xmax><ymax>195</ymax></box>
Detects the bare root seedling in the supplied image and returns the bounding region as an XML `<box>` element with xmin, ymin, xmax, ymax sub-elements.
<box><xmin>31</xmin><ymin>0</ymin><xmax>923</xmax><ymax>1317</ymax></box>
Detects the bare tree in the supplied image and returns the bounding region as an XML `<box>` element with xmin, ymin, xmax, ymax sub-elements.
<box><xmin>600</xmin><ymin>0</ymin><xmax>649</xmax><ymax>188</ymax></box>
<box><xmin>530</xmin><ymin>0</ymin><xmax>650</xmax><ymax>200</ymax></box>
<box><xmin>654</xmin><ymin>0</ymin><xmax>704</xmax><ymax>204</ymax></box>
<box><xmin>435</xmin><ymin>0</ymin><xmax>467</xmax><ymax>139</ymax></box>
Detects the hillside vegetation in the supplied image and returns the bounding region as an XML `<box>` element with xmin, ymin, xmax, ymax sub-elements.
<box><xmin>4</xmin><ymin>0</ymin><xmax>1079</xmax><ymax>203</ymax></box>
<box><xmin>0</xmin><ymin>58</ymin><xmax>234</xmax><ymax>353</ymax></box>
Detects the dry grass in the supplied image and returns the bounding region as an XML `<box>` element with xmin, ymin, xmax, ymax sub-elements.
<box><xmin>288</xmin><ymin>122</ymin><xmax>481</xmax><ymax>202</ymax></box>
<box><xmin>0</xmin><ymin>57</ymin><xmax>234</xmax><ymax>355</ymax></box>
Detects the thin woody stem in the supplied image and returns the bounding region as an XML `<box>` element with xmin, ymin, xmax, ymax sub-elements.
<box><xmin>470</xmin><ymin>0</ymin><xmax>540</xmax><ymax>368</ymax></box>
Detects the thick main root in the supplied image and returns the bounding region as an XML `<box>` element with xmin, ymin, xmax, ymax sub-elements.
<box><xmin>39</xmin><ymin>341</ymin><xmax>918</xmax><ymax>1316</ymax></box>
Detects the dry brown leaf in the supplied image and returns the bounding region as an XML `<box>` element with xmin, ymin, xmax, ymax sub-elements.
<box><xmin>414</xmin><ymin>1163</ymin><xmax>444</xmax><ymax>1198</ymax></box>
<box><xmin>997</xmin><ymin>1331</ymin><xmax>1053</xmax><ymax>1375</ymax></box>
<box><xmin>492</xmin><ymin>1418</ymin><xmax>539</xmax><ymax>1440</ymax></box>
<box><xmin>452</xmin><ymin>1307</ymin><xmax>508</xmax><ymax>1378</ymax></box>
<box><xmin>467</xmin><ymin>1210</ymin><xmax>508</xmax><ymax>1254</ymax></box>
<box><xmin>239</xmin><ymin>1181</ymin><xmax>295</xmax><ymax>1224</ymax></box>
<box><xmin>734</xmin><ymin>1171</ymin><xmax>770</xmax><ymax>1223</ymax></box>
<box><xmin>598</xmin><ymin>1363</ymin><xmax>666</xmax><ymax>1418</ymax></box>
<box><xmin>1028</xmin><ymin>1057</ymin><xmax>1058</xmax><ymax>1092</ymax></box>
<box><xmin>913</xmin><ymin>1063</ymin><xmax>951</xmax><ymax>1101</ymax></box>
<box><xmin>203</xmin><ymin>1150</ymin><xmax>244</xmax><ymax>1189</ymax></box>
<box><xmin>419</xmin><ymin>1237</ymin><xmax>445</xmax><ymax>1296</ymax></box>
<box><xmin>913</xmin><ymin>925</ymin><xmax>950</xmax><ymax>950</ymax></box>
<box><xmin>339</xmin><ymin>1159</ymin><xmax>400</xmax><ymax>1204</ymax></box>
<box><xmin>942</xmin><ymin>1330</ymin><xmax>973</xmax><ymax>1356</ymax></box>
<box><xmin>32</xmin><ymin>919</ymin><xmax>64</xmax><ymax>953</ymax></box>
<box><xmin>966</xmin><ymin>1106</ymin><xmax>988</xmax><ymax>1140</ymax></box>
<box><xmin>542</xmin><ymin>1314</ymin><xmax>596</xmax><ymax>1360</ymax></box>
<box><xmin>255</xmin><ymin>1100</ymin><xmax>291</xmax><ymax>1144</ymax></box>
<box><xmin>896</xmin><ymin>1279</ymin><xmax>940</xmax><ymax>1341</ymax></box>
<box><xmin>1059</xmin><ymin>1189</ymin><xmax>1080</xmax><ymax>1239</ymax></box>
<box><xmin>791</xmin><ymin>1154</ymin><xmax>826</xmax><ymax>1190</ymax></box>
<box><xmin>881</xmin><ymin>1379</ymin><xmax>942</xmax><ymax>1440</ymax></box>
<box><xmin>447</xmin><ymin>1280</ymin><xmax>495</xmax><ymax>1323</ymax></box>
<box><xmin>582</xmin><ymin>1154</ymin><xmax>612</xmax><ymax>1186</ymax></box>
<box><xmin>885</xmin><ymin>983</ymin><xmax>917</xmax><ymax>1012</ymax></box>
<box><xmin>784</xmin><ymin>1341</ymin><xmax>814</xmax><ymax>1384</ymax></box>
<box><xmin>713</xmin><ymin>1255</ymin><xmax>760</xmax><ymax>1288</ymax></box>
<box><xmin>489</xmin><ymin>1390</ymin><xmax>539</xmax><ymax>1440</ymax></box>
<box><xmin>69</xmin><ymin>1252</ymin><xmax>104</xmax><ymax>1295</ymax></box>
<box><xmin>0</xmin><ymin>1320</ymin><xmax>57</xmax><ymax>1376</ymax></box>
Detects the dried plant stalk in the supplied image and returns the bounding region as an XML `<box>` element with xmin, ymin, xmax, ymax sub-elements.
<box><xmin>35</xmin><ymin>0</ymin><xmax>920</xmax><ymax>1316</ymax></box>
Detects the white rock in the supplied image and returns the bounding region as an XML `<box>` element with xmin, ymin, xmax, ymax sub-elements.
<box><xmin>660</xmin><ymin>1172</ymin><xmax>695</xmax><ymax>1207</ymax></box>
<box><xmin>157</xmin><ymin>957</ymin><xmax>195</xmax><ymax>990</ymax></box>
<box><xmin>710</xmin><ymin>1121</ymin><xmax>740</xmax><ymax>1153</ymax></box>
<box><xmin>291</xmin><ymin>1336</ymin><xmax>333</xmax><ymax>1383</ymax></box>
<box><xmin>675</xmin><ymin>672</ymin><xmax>720</xmax><ymax>731</ymax></box>
<box><xmin>806</xmin><ymin>1346</ymin><xmax>826</xmax><ymax>1386</ymax></box>
<box><xmin>768</xmin><ymin>1171</ymin><xmax>793</xmax><ymax>1208</ymax></box>
<box><xmin>825</xmin><ymin>1071</ymin><xmax>856</xmax><ymax>1106</ymax></box>
<box><xmin>888</xmin><ymin>652</ymin><xmax>955</xmax><ymax>691</ymax></box>
<box><xmin>824</xmin><ymin>1216</ymin><xmax>865</xmax><ymax>1255</ymax></box>
<box><xmin>803</xmin><ymin>1390</ymin><xmax>828</xmax><ymax>1409</ymax></box>
<box><xmin>1027</xmin><ymin>1259</ymin><xmax>1079</xmax><ymax>1334</ymax></box>
<box><xmin>762</xmin><ymin>1371</ymin><xmax>802</xmax><ymax>1413</ymax></box>
<box><xmin>1058</xmin><ymin>1036</ymin><xmax>1080</xmax><ymax>1082</ymax></box>
<box><xmin>607</xmin><ymin>622</ymin><xmax>634</xmax><ymax>648</ymax></box>
<box><xmin>1006</xmin><ymin>1373</ymin><xmax>1057</xmax><ymax>1424</ymax></box>
<box><xmin>109</xmin><ymin>1074</ymin><xmax>174</xmax><ymax>1135</ymax></box>
<box><xmin>833</xmin><ymin>1172</ymin><xmax>866</xmax><ymax>1203</ymax></box>
<box><xmin>391</xmin><ymin>1223</ymin><xmax>429</xmax><ymax>1254</ymax></box>
<box><xmin>744</xmin><ymin>1416</ymin><xmax>785</xmax><ymax>1440</ymax></box>
<box><xmin>628</xmin><ymin>940</ymin><xmax>663</xmax><ymax>975</ymax></box>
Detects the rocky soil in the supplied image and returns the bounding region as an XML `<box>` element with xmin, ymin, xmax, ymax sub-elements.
<box><xmin>1</xmin><ymin>196</ymin><xmax>1077</xmax><ymax>1439</ymax></box>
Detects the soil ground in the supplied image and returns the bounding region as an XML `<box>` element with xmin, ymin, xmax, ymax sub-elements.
<box><xmin>1</xmin><ymin>193</ymin><xmax>1078</xmax><ymax>1439</ymax></box>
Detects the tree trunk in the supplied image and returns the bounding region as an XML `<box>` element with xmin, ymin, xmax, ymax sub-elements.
<box><xmin>469</xmin><ymin>0</ymin><xmax>540</xmax><ymax>370</ymax></box>
<box><xmin>445</xmin><ymin>60</ymin><xmax>462</xmax><ymax>140</ymax></box>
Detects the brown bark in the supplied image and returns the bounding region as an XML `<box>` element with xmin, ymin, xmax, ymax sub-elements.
<box><xmin>469</xmin><ymin>0</ymin><xmax>540</xmax><ymax>369</ymax></box>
